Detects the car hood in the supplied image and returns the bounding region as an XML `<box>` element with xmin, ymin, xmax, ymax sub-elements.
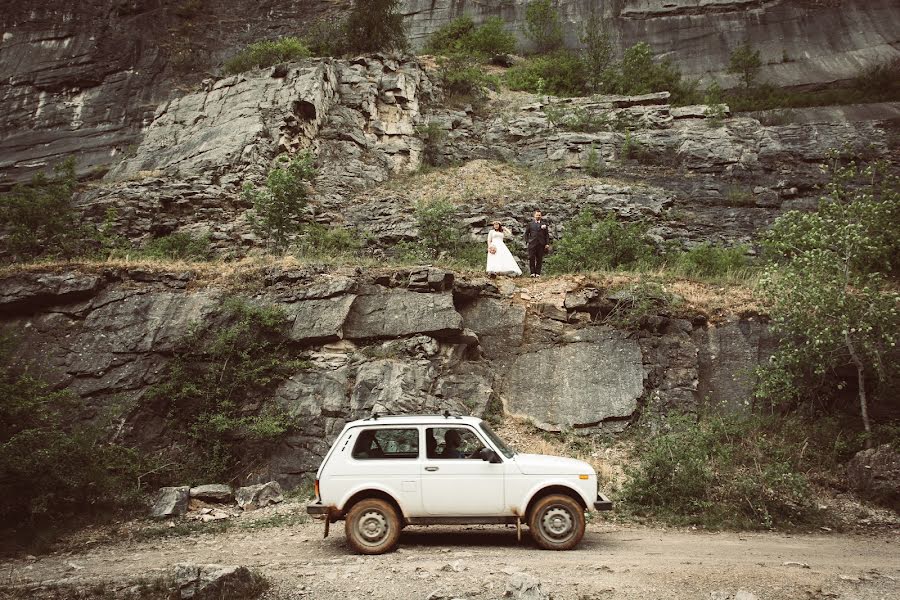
<box><xmin>512</xmin><ymin>453</ymin><xmax>594</xmax><ymax>476</ymax></box>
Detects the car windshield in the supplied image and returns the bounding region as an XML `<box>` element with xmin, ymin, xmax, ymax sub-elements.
<box><xmin>479</xmin><ymin>422</ymin><xmax>516</xmax><ymax>458</ymax></box>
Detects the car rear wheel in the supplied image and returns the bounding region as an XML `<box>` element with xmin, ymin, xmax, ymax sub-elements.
<box><xmin>344</xmin><ymin>498</ymin><xmax>401</xmax><ymax>555</ymax></box>
<box><xmin>528</xmin><ymin>493</ymin><xmax>585</xmax><ymax>551</ymax></box>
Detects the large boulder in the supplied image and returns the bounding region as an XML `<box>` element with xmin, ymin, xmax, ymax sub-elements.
<box><xmin>189</xmin><ymin>484</ymin><xmax>234</xmax><ymax>503</ymax></box>
<box><xmin>150</xmin><ymin>486</ymin><xmax>191</xmax><ymax>518</ymax></box>
<box><xmin>235</xmin><ymin>481</ymin><xmax>284</xmax><ymax>510</ymax></box>
<box><xmin>343</xmin><ymin>289</ymin><xmax>463</xmax><ymax>339</ymax></box>
<box><xmin>847</xmin><ymin>444</ymin><xmax>900</xmax><ymax>508</ymax></box>
<box><xmin>503</xmin><ymin>331</ymin><xmax>644</xmax><ymax>431</ymax></box>
<box><xmin>172</xmin><ymin>563</ymin><xmax>264</xmax><ymax>600</ymax></box>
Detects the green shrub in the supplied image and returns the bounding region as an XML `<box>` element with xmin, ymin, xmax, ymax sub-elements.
<box><xmin>223</xmin><ymin>37</ymin><xmax>310</xmax><ymax>75</ymax></box>
<box><xmin>728</xmin><ymin>42</ymin><xmax>762</xmax><ymax>89</ymax></box>
<box><xmin>622</xmin><ymin>412</ymin><xmax>814</xmax><ymax>529</ymax></box>
<box><xmin>582</xmin><ymin>145</ymin><xmax>605</xmax><ymax>177</ymax></box>
<box><xmin>415</xmin><ymin>121</ymin><xmax>448</xmax><ymax>167</ymax></box>
<box><xmin>0</xmin><ymin>337</ymin><xmax>143</xmax><ymax>541</ymax></box>
<box><xmin>399</xmin><ymin>200</ymin><xmax>481</xmax><ymax>268</ymax></box>
<box><xmin>243</xmin><ymin>152</ymin><xmax>317</xmax><ymax>253</ymax></box>
<box><xmin>303</xmin><ymin>19</ymin><xmax>348</xmax><ymax>57</ymax></box>
<box><xmin>544</xmin><ymin>210</ymin><xmax>656</xmax><ymax>274</ymax></box>
<box><xmin>602</xmin><ymin>281</ymin><xmax>672</xmax><ymax>329</ymax></box>
<box><xmin>0</xmin><ymin>158</ymin><xmax>84</xmax><ymax>262</ymax></box>
<box><xmin>607</xmin><ymin>42</ymin><xmax>700</xmax><ymax>105</ymax></box>
<box><xmin>668</xmin><ymin>242</ymin><xmax>751</xmax><ymax>278</ymax></box>
<box><xmin>344</xmin><ymin>0</ymin><xmax>408</xmax><ymax>54</ymax></box>
<box><xmin>146</xmin><ymin>299</ymin><xmax>306</xmax><ymax>483</ymax></box>
<box><xmin>295</xmin><ymin>223</ymin><xmax>365</xmax><ymax>259</ymax></box>
<box><xmin>619</xmin><ymin>131</ymin><xmax>655</xmax><ymax>163</ymax></box>
<box><xmin>436</xmin><ymin>54</ymin><xmax>499</xmax><ymax>105</ymax></box>
<box><xmin>524</xmin><ymin>0</ymin><xmax>564</xmax><ymax>54</ymax></box>
<box><xmin>505</xmin><ymin>50</ymin><xmax>590</xmax><ymax>96</ymax></box>
<box><xmin>425</xmin><ymin>16</ymin><xmax>516</xmax><ymax>59</ymax></box>
<box><xmin>140</xmin><ymin>232</ymin><xmax>213</xmax><ymax>262</ymax></box>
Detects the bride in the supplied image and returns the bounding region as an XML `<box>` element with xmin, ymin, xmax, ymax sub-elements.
<box><xmin>486</xmin><ymin>220</ymin><xmax>522</xmax><ymax>277</ymax></box>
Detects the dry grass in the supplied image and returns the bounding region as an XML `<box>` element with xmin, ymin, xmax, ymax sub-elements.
<box><xmin>372</xmin><ymin>160</ymin><xmax>574</xmax><ymax>209</ymax></box>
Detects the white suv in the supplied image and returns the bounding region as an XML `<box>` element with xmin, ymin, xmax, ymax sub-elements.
<box><xmin>307</xmin><ymin>414</ymin><xmax>612</xmax><ymax>554</ymax></box>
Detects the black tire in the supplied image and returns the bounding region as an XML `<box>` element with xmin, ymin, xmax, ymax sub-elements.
<box><xmin>344</xmin><ymin>498</ymin><xmax>401</xmax><ymax>555</ymax></box>
<box><xmin>528</xmin><ymin>493</ymin><xmax>586</xmax><ymax>551</ymax></box>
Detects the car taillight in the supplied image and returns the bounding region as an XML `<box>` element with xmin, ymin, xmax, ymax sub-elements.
<box><xmin>314</xmin><ymin>479</ymin><xmax>320</xmax><ymax>501</ymax></box>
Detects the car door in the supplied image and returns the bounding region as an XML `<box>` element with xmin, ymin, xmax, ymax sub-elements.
<box><xmin>420</xmin><ymin>426</ymin><xmax>506</xmax><ymax>516</ymax></box>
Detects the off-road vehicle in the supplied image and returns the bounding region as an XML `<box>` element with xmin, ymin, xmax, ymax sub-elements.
<box><xmin>307</xmin><ymin>414</ymin><xmax>612</xmax><ymax>554</ymax></box>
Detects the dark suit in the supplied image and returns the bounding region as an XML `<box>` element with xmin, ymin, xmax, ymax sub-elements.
<box><xmin>524</xmin><ymin>219</ymin><xmax>550</xmax><ymax>275</ymax></box>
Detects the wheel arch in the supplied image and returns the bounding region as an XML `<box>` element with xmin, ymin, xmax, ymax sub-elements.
<box><xmin>524</xmin><ymin>484</ymin><xmax>588</xmax><ymax>519</ymax></box>
<box><xmin>338</xmin><ymin>488</ymin><xmax>405</xmax><ymax>521</ymax></box>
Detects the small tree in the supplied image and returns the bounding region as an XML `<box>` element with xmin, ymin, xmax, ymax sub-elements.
<box><xmin>579</xmin><ymin>10</ymin><xmax>613</xmax><ymax>93</ymax></box>
<box><xmin>243</xmin><ymin>152</ymin><xmax>316</xmax><ymax>253</ymax></box>
<box><xmin>757</xmin><ymin>157</ymin><xmax>899</xmax><ymax>438</ymax></box>
<box><xmin>0</xmin><ymin>158</ymin><xmax>80</xmax><ymax>261</ymax></box>
<box><xmin>345</xmin><ymin>0</ymin><xmax>408</xmax><ymax>54</ymax></box>
<box><xmin>544</xmin><ymin>210</ymin><xmax>656</xmax><ymax>274</ymax></box>
<box><xmin>728</xmin><ymin>42</ymin><xmax>762</xmax><ymax>89</ymax></box>
<box><xmin>524</xmin><ymin>0</ymin><xmax>564</xmax><ymax>54</ymax></box>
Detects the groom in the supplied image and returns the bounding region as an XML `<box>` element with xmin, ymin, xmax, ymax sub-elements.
<box><xmin>524</xmin><ymin>210</ymin><xmax>550</xmax><ymax>277</ymax></box>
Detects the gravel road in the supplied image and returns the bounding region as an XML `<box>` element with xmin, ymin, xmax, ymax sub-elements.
<box><xmin>4</xmin><ymin>514</ymin><xmax>898</xmax><ymax>600</ymax></box>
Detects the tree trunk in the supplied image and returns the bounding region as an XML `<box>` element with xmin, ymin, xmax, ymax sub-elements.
<box><xmin>844</xmin><ymin>332</ymin><xmax>872</xmax><ymax>448</ymax></box>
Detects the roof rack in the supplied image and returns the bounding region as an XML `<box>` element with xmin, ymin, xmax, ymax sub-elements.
<box><xmin>363</xmin><ymin>413</ymin><xmax>466</xmax><ymax>421</ymax></box>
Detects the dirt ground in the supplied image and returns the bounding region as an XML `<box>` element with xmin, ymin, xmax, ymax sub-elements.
<box><xmin>3</xmin><ymin>508</ymin><xmax>898</xmax><ymax>600</ymax></box>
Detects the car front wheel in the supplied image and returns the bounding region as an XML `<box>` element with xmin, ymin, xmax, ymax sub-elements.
<box><xmin>528</xmin><ymin>494</ymin><xmax>585</xmax><ymax>550</ymax></box>
<box><xmin>345</xmin><ymin>498</ymin><xmax>401</xmax><ymax>555</ymax></box>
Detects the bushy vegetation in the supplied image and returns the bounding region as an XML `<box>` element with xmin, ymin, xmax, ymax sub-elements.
<box><xmin>140</xmin><ymin>232</ymin><xmax>213</xmax><ymax>262</ymax></box>
<box><xmin>344</xmin><ymin>0</ymin><xmax>407</xmax><ymax>54</ymax></box>
<box><xmin>425</xmin><ymin>16</ymin><xmax>516</xmax><ymax>59</ymax></box>
<box><xmin>622</xmin><ymin>413</ymin><xmax>815</xmax><ymax>529</ymax></box>
<box><xmin>756</xmin><ymin>158</ymin><xmax>899</xmax><ymax>436</ymax></box>
<box><xmin>0</xmin><ymin>158</ymin><xmax>82</xmax><ymax>261</ymax></box>
<box><xmin>524</xmin><ymin>0</ymin><xmax>564</xmax><ymax>54</ymax></box>
<box><xmin>666</xmin><ymin>242</ymin><xmax>751</xmax><ymax>279</ymax></box>
<box><xmin>303</xmin><ymin>19</ymin><xmax>349</xmax><ymax>57</ymax></box>
<box><xmin>544</xmin><ymin>210</ymin><xmax>655</xmax><ymax>274</ymax></box>
<box><xmin>398</xmin><ymin>200</ymin><xmax>482</xmax><ymax>268</ymax></box>
<box><xmin>145</xmin><ymin>299</ymin><xmax>306</xmax><ymax>483</ymax></box>
<box><xmin>505</xmin><ymin>50</ymin><xmax>590</xmax><ymax>97</ymax></box>
<box><xmin>294</xmin><ymin>222</ymin><xmax>365</xmax><ymax>259</ymax></box>
<box><xmin>223</xmin><ymin>37</ymin><xmax>310</xmax><ymax>75</ymax></box>
<box><xmin>0</xmin><ymin>336</ymin><xmax>143</xmax><ymax>545</ymax></box>
<box><xmin>415</xmin><ymin>121</ymin><xmax>448</xmax><ymax>167</ymax></box>
<box><xmin>435</xmin><ymin>54</ymin><xmax>500</xmax><ymax>106</ymax></box>
<box><xmin>243</xmin><ymin>152</ymin><xmax>316</xmax><ymax>253</ymax></box>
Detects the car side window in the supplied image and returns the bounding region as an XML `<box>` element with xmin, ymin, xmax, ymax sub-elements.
<box><xmin>351</xmin><ymin>428</ymin><xmax>419</xmax><ymax>460</ymax></box>
<box><xmin>426</xmin><ymin>427</ymin><xmax>486</xmax><ymax>459</ymax></box>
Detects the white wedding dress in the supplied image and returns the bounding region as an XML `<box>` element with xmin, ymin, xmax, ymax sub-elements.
<box><xmin>486</xmin><ymin>229</ymin><xmax>522</xmax><ymax>276</ymax></box>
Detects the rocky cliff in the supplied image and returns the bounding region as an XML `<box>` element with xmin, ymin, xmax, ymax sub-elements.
<box><xmin>0</xmin><ymin>265</ymin><xmax>771</xmax><ymax>488</ymax></box>
<box><xmin>402</xmin><ymin>0</ymin><xmax>900</xmax><ymax>88</ymax></box>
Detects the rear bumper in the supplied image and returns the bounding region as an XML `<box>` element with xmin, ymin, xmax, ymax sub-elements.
<box><xmin>306</xmin><ymin>501</ymin><xmax>330</xmax><ymax>516</ymax></box>
<box><xmin>593</xmin><ymin>492</ymin><xmax>613</xmax><ymax>511</ymax></box>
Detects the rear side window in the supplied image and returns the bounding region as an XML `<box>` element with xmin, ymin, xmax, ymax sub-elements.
<box><xmin>351</xmin><ymin>428</ymin><xmax>419</xmax><ymax>460</ymax></box>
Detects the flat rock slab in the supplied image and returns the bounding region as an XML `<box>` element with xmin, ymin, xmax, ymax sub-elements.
<box><xmin>289</xmin><ymin>295</ymin><xmax>356</xmax><ymax>343</ymax></box>
<box><xmin>189</xmin><ymin>484</ymin><xmax>233</xmax><ymax>503</ymax></box>
<box><xmin>343</xmin><ymin>289</ymin><xmax>462</xmax><ymax>339</ymax></box>
<box><xmin>503</xmin><ymin>336</ymin><xmax>644</xmax><ymax>431</ymax></box>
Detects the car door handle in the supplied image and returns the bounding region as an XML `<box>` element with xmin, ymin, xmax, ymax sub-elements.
<box><xmin>425</xmin><ymin>466</ymin><xmax>439</xmax><ymax>472</ymax></box>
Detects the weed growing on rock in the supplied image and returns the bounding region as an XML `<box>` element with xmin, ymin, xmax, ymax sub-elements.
<box><xmin>622</xmin><ymin>412</ymin><xmax>815</xmax><ymax>529</ymax></box>
<box><xmin>243</xmin><ymin>152</ymin><xmax>316</xmax><ymax>253</ymax></box>
<box><xmin>544</xmin><ymin>210</ymin><xmax>656</xmax><ymax>274</ymax></box>
<box><xmin>223</xmin><ymin>37</ymin><xmax>310</xmax><ymax>75</ymax></box>
<box><xmin>619</xmin><ymin>132</ymin><xmax>655</xmax><ymax>164</ymax></box>
<box><xmin>0</xmin><ymin>336</ymin><xmax>144</xmax><ymax>548</ymax></box>
<box><xmin>146</xmin><ymin>298</ymin><xmax>307</xmax><ymax>483</ymax></box>
<box><xmin>582</xmin><ymin>145</ymin><xmax>605</xmax><ymax>177</ymax></box>
<box><xmin>425</xmin><ymin>16</ymin><xmax>516</xmax><ymax>60</ymax></box>
<box><xmin>0</xmin><ymin>158</ymin><xmax>85</xmax><ymax>262</ymax></box>
<box><xmin>601</xmin><ymin>281</ymin><xmax>673</xmax><ymax>330</ymax></box>
<box><xmin>141</xmin><ymin>232</ymin><xmax>213</xmax><ymax>262</ymax></box>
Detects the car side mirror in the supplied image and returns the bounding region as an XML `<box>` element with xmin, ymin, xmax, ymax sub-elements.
<box><xmin>479</xmin><ymin>448</ymin><xmax>502</xmax><ymax>463</ymax></box>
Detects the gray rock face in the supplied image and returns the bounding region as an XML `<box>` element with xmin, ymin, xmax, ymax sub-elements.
<box><xmin>172</xmin><ymin>563</ymin><xmax>260</xmax><ymax>600</ymax></box>
<box><xmin>0</xmin><ymin>272</ymin><xmax>102</xmax><ymax>312</ymax></box>
<box><xmin>503</xmin><ymin>332</ymin><xmax>645</xmax><ymax>431</ymax></box>
<box><xmin>343</xmin><ymin>288</ymin><xmax>463</xmax><ymax>339</ymax></box>
<box><xmin>460</xmin><ymin>298</ymin><xmax>526</xmax><ymax>360</ymax></box>
<box><xmin>288</xmin><ymin>295</ymin><xmax>357</xmax><ymax>343</ymax></box>
<box><xmin>401</xmin><ymin>0</ymin><xmax>900</xmax><ymax>88</ymax></box>
<box><xmin>189</xmin><ymin>484</ymin><xmax>234</xmax><ymax>503</ymax></box>
<box><xmin>693</xmin><ymin>319</ymin><xmax>775</xmax><ymax>410</ymax></box>
<box><xmin>846</xmin><ymin>444</ymin><xmax>900</xmax><ymax>508</ymax></box>
<box><xmin>150</xmin><ymin>486</ymin><xmax>190</xmax><ymax>518</ymax></box>
<box><xmin>235</xmin><ymin>481</ymin><xmax>284</xmax><ymax>510</ymax></box>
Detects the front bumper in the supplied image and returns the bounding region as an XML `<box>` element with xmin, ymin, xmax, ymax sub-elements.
<box><xmin>593</xmin><ymin>492</ymin><xmax>613</xmax><ymax>511</ymax></box>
